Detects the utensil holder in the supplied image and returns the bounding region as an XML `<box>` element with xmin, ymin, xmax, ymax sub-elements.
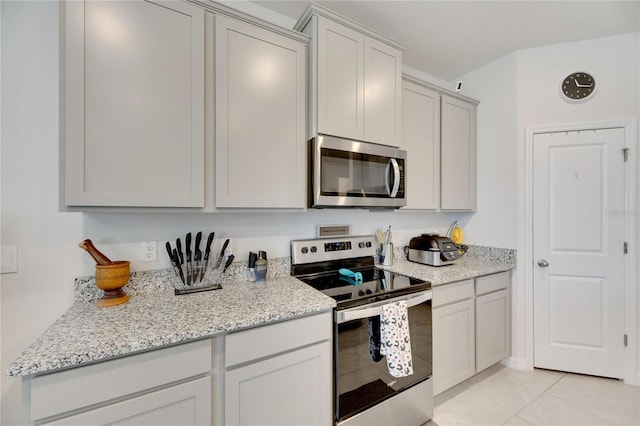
<box><xmin>382</xmin><ymin>243</ymin><xmax>394</xmax><ymax>266</ymax></box>
<box><xmin>173</xmin><ymin>259</ymin><xmax>225</xmax><ymax>295</ymax></box>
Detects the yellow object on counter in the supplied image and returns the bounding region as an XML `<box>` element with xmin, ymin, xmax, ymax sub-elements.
<box><xmin>451</xmin><ymin>226</ymin><xmax>464</xmax><ymax>245</ymax></box>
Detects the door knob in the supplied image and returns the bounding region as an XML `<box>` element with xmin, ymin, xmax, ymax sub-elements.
<box><xmin>537</xmin><ymin>259</ymin><xmax>549</xmax><ymax>267</ymax></box>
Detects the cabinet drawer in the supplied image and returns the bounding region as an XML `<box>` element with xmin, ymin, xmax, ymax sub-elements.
<box><xmin>433</xmin><ymin>279</ymin><xmax>474</xmax><ymax>308</ymax></box>
<box><xmin>476</xmin><ymin>271</ymin><xmax>510</xmax><ymax>296</ymax></box>
<box><xmin>29</xmin><ymin>339</ymin><xmax>211</xmax><ymax>422</ymax></box>
<box><xmin>225</xmin><ymin>312</ymin><xmax>332</xmax><ymax>368</ymax></box>
<box><xmin>43</xmin><ymin>376</ymin><xmax>211</xmax><ymax>426</ymax></box>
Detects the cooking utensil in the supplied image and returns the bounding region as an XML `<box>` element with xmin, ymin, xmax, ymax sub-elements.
<box><xmin>339</xmin><ymin>268</ymin><xmax>363</xmax><ymax>285</ymax></box>
<box><xmin>215</xmin><ymin>239</ymin><xmax>230</xmax><ymax>269</ymax></box>
<box><xmin>201</xmin><ymin>232</ymin><xmax>215</xmax><ymax>282</ymax></box>
<box><xmin>194</xmin><ymin>231</ymin><xmax>202</xmax><ymax>282</ymax></box>
<box><xmin>79</xmin><ymin>239</ymin><xmax>114</xmax><ymax>266</ymax></box>
<box><xmin>176</xmin><ymin>238</ymin><xmax>184</xmax><ymax>265</ymax></box>
<box><xmin>185</xmin><ymin>232</ymin><xmax>192</xmax><ymax>285</ymax></box>
<box><xmin>166</xmin><ymin>242</ymin><xmax>185</xmax><ymax>285</ymax></box>
<box><xmin>223</xmin><ymin>254</ymin><xmax>235</xmax><ymax>273</ymax></box>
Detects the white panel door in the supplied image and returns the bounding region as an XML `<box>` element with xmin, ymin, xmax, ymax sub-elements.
<box><xmin>44</xmin><ymin>376</ymin><xmax>211</xmax><ymax>426</ymax></box>
<box><xmin>65</xmin><ymin>0</ymin><xmax>205</xmax><ymax>207</ymax></box>
<box><xmin>400</xmin><ymin>80</ymin><xmax>440</xmax><ymax>209</ymax></box>
<box><xmin>363</xmin><ymin>37</ymin><xmax>402</xmax><ymax>146</ymax></box>
<box><xmin>317</xmin><ymin>16</ymin><xmax>364</xmax><ymax>140</ymax></box>
<box><xmin>225</xmin><ymin>341</ymin><xmax>332</xmax><ymax>426</ymax></box>
<box><xmin>432</xmin><ymin>298</ymin><xmax>475</xmax><ymax>395</ymax></box>
<box><xmin>215</xmin><ymin>15</ymin><xmax>306</xmax><ymax>208</ymax></box>
<box><xmin>533</xmin><ymin>128</ymin><xmax>626</xmax><ymax>379</ymax></box>
<box><xmin>440</xmin><ymin>95</ymin><xmax>476</xmax><ymax>210</ymax></box>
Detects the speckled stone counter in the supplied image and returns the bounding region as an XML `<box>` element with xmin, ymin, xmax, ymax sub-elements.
<box><xmin>378</xmin><ymin>244</ymin><xmax>516</xmax><ymax>285</ymax></box>
<box><xmin>6</xmin><ymin>272</ymin><xmax>334</xmax><ymax>378</ymax></box>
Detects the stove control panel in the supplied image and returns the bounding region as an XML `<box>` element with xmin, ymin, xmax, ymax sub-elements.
<box><xmin>291</xmin><ymin>235</ymin><xmax>377</xmax><ymax>265</ymax></box>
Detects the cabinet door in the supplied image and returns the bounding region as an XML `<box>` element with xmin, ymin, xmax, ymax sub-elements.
<box><xmin>65</xmin><ymin>0</ymin><xmax>205</xmax><ymax>207</ymax></box>
<box><xmin>215</xmin><ymin>15</ymin><xmax>306</xmax><ymax>208</ymax></box>
<box><xmin>432</xmin><ymin>298</ymin><xmax>475</xmax><ymax>395</ymax></box>
<box><xmin>440</xmin><ymin>95</ymin><xmax>477</xmax><ymax>210</ymax></box>
<box><xmin>363</xmin><ymin>37</ymin><xmax>402</xmax><ymax>146</ymax></box>
<box><xmin>44</xmin><ymin>376</ymin><xmax>211</xmax><ymax>426</ymax></box>
<box><xmin>225</xmin><ymin>341</ymin><xmax>332</xmax><ymax>426</ymax></box>
<box><xmin>401</xmin><ymin>80</ymin><xmax>440</xmax><ymax>209</ymax></box>
<box><xmin>316</xmin><ymin>16</ymin><xmax>364</xmax><ymax>141</ymax></box>
<box><xmin>476</xmin><ymin>288</ymin><xmax>511</xmax><ymax>372</ymax></box>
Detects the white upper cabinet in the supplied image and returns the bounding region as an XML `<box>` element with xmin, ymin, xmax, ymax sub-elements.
<box><xmin>401</xmin><ymin>79</ymin><xmax>441</xmax><ymax>209</ymax></box>
<box><xmin>316</xmin><ymin>17</ymin><xmax>364</xmax><ymax>141</ymax></box>
<box><xmin>214</xmin><ymin>14</ymin><xmax>307</xmax><ymax>208</ymax></box>
<box><xmin>297</xmin><ymin>4</ymin><xmax>404</xmax><ymax>146</ymax></box>
<box><xmin>64</xmin><ymin>0</ymin><xmax>205</xmax><ymax>207</ymax></box>
<box><xmin>440</xmin><ymin>94</ymin><xmax>477</xmax><ymax>210</ymax></box>
<box><xmin>363</xmin><ymin>37</ymin><xmax>403</xmax><ymax>145</ymax></box>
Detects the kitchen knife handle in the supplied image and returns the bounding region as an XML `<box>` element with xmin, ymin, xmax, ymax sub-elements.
<box><xmin>186</xmin><ymin>232</ymin><xmax>192</xmax><ymax>258</ymax></box>
<box><xmin>204</xmin><ymin>232</ymin><xmax>215</xmax><ymax>259</ymax></box>
<box><xmin>176</xmin><ymin>238</ymin><xmax>183</xmax><ymax>264</ymax></box>
<box><xmin>223</xmin><ymin>254</ymin><xmax>235</xmax><ymax>272</ymax></box>
<box><xmin>165</xmin><ymin>241</ymin><xmax>174</xmax><ymax>262</ymax></box>
<box><xmin>195</xmin><ymin>231</ymin><xmax>202</xmax><ymax>259</ymax></box>
<box><xmin>220</xmin><ymin>239</ymin><xmax>230</xmax><ymax>258</ymax></box>
<box><xmin>172</xmin><ymin>248</ymin><xmax>185</xmax><ymax>284</ymax></box>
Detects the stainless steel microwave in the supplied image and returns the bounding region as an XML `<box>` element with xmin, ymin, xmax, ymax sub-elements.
<box><xmin>309</xmin><ymin>134</ymin><xmax>407</xmax><ymax>208</ymax></box>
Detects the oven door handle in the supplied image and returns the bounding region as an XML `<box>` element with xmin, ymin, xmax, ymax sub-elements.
<box><xmin>336</xmin><ymin>290</ymin><xmax>432</xmax><ymax>324</ymax></box>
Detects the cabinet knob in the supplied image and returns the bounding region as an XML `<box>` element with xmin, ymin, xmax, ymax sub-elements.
<box><xmin>537</xmin><ymin>259</ymin><xmax>549</xmax><ymax>268</ymax></box>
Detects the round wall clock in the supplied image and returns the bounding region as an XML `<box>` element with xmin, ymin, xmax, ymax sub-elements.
<box><xmin>560</xmin><ymin>71</ymin><xmax>597</xmax><ymax>101</ymax></box>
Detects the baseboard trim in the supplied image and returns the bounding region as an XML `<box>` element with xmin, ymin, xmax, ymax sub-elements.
<box><xmin>502</xmin><ymin>356</ymin><xmax>531</xmax><ymax>371</ymax></box>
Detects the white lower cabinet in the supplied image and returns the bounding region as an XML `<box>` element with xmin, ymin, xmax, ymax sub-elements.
<box><xmin>43</xmin><ymin>376</ymin><xmax>211</xmax><ymax>426</ymax></box>
<box><xmin>432</xmin><ymin>271</ymin><xmax>511</xmax><ymax>395</ymax></box>
<box><xmin>476</xmin><ymin>273</ymin><xmax>512</xmax><ymax>373</ymax></box>
<box><xmin>24</xmin><ymin>312</ymin><xmax>333</xmax><ymax>426</ymax></box>
<box><xmin>224</xmin><ymin>312</ymin><xmax>333</xmax><ymax>426</ymax></box>
<box><xmin>432</xmin><ymin>279</ymin><xmax>475</xmax><ymax>395</ymax></box>
<box><xmin>27</xmin><ymin>340</ymin><xmax>212</xmax><ymax>425</ymax></box>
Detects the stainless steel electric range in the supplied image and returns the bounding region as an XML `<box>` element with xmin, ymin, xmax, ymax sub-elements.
<box><xmin>291</xmin><ymin>235</ymin><xmax>433</xmax><ymax>426</ymax></box>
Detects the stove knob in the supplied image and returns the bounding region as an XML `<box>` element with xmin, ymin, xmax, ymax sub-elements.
<box><xmin>358</xmin><ymin>242</ymin><xmax>365</xmax><ymax>249</ymax></box>
<box><xmin>301</xmin><ymin>247</ymin><xmax>308</xmax><ymax>254</ymax></box>
<box><xmin>365</xmin><ymin>241</ymin><xmax>372</xmax><ymax>248</ymax></box>
<box><xmin>358</xmin><ymin>290</ymin><xmax>365</xmax><ymax>296</ymax></box>
<box><xmin>310</xmin><ymin>246</ymin><xmax>318</xmax><ymax>253</ymax></box>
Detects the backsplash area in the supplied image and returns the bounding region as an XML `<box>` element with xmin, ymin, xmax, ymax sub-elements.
<box><xmin>74</xmin><ymin>245</ymin><xmax>516</xmax><ymax>303</ymax></box>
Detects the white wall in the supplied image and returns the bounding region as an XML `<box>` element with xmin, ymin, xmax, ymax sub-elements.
<box><xmin>456</xmin><ymin>53</ymin><xmax>518</xmax><ymax>250</ymax></box>
<box><xmin>0</xmin><ymin>3</ymin><xmax>468</xmax><ymax>424</ymax></box>
<box><xmin>459</xmin><ymin>32</ymin><xmax>640</xmax><ymax>373</ymax></box>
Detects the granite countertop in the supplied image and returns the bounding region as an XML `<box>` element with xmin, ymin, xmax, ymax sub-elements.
<box><xmin>7</xmin><ymin>245</ymin><xmax>515</xmax><ymax>378</ymax></box>
<box><xmin>6</xmin><ymin>275</ymin><xmax>335</xmax><ymax>378</ymax></box>
<box><xmin>378</xmin><ymin>255</ymin><xmax>515</xmax><ymax>285</ymax></box>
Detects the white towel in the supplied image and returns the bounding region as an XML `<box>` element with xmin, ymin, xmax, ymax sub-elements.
<box><xmin>380</xmin><ymin>300</ymin><xmax>414</xmax><ymax>378</ymax></box>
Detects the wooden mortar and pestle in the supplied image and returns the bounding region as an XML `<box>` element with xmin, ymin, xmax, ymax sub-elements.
<box><xmin>79</xmin><ymin>239</ymin><xmax>130</xmax><ymax>307</ymax></box>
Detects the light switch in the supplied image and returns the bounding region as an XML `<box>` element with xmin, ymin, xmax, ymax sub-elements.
<box><xmin>1</xmin><ymin>246</ymin><xmax>18</xmax><ymax>274</ymax></box>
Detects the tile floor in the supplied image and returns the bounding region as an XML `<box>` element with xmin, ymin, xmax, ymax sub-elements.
<box><xmin>427</xmin><ymin>364</ymin><xmax>640</xmax><ymax>425</ymax></box>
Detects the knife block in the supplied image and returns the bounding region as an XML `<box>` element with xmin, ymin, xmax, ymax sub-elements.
<box><xmin>94</xmin><ymin>261</ymin><xmax>130</xmax><ymax>307</ymax></box>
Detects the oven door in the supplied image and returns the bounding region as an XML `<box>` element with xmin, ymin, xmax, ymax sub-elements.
<box><xmin>334</xmin><ymin>290</ymin><xmax>432</xmax><ymax>424</ymax></box>
<box><xmin>311</xmin><ymin>134</ymin><xmax>406</xmax><ymax>208</ymax></box>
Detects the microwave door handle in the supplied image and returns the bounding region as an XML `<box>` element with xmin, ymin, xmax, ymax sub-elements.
<box><xmin>388</xmin><ymin>159</ymin><xmax>400</xmax><ymax>197</ymax></box>
<box><xmin>385</xmin><ymin>161</ymin><xmax>392</xmax><ymax>196</ymax></box>
<box><xmin>336</xmin><ymin>290</ymin><xmax>432</xmax><ymax>324</ymax></box>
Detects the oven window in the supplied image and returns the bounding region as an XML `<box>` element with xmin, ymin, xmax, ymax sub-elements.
<box><xmin>336</xmin><ymin>300</ymin><xmax>432</xmax><ymax>422</ymax></box>
<box><xmin>320</xmin><ymin>148</ymin><xmax>404</xmax><ymax>198</ymax></box>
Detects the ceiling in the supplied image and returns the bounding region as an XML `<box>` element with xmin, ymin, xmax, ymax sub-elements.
<box><xmin>252</xmin><ymin>1</ymin><xmax>640</xmax><ymax>80</ymax></box>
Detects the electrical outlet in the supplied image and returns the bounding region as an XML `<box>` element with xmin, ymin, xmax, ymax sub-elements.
<box><xmin>141</xmin><ymin>241</ymin><xmax>157</xmax><ymax>262</ymax></box>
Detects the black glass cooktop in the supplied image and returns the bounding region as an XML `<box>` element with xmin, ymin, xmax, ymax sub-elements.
<box><xmin>296</xmin><ymin>264</ymin><xmax>431</xmax><ymax>310</ymax></box>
